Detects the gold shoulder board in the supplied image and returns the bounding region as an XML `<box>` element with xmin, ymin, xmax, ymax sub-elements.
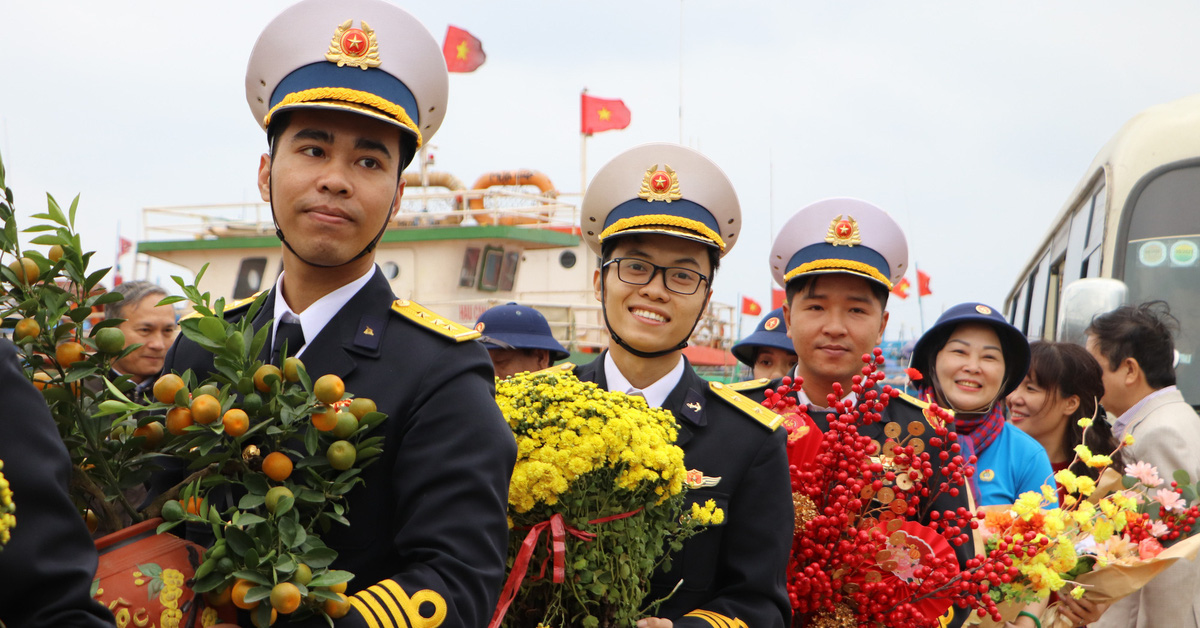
<box><xmin>727</xmin><ymin>378</ymin><xmax>770</xmax><ymax>393</ymax></box>
<box><xmin>530</xmin><ymin>362</ymin><xmax>577</xmax><ymax>376</ymax></box>
<box><xmin>391</xmin><ymin>299</ymin><xmax>480</xmax><ymax>342</ymax></box>
<box><xmin>709</xmin><ymin>381</ymin><xmax>783</xmax><ymax>431</ymax></box>
<box><xmin>894</xmin><ymin>391</ymin><xmax>954</xmax><ymax>429</ymax></box>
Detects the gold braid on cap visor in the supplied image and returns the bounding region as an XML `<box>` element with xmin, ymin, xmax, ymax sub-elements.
<box><xmin>599</xmin><ymin>215</ymin><xmax>726</xmax><ymax>251</ymax></box>
<box><xmin>264</xmin><ymin>87</ymin><xmax>423</xmax><ymax>147</ymax></box>
<box><xmin>783</xmin><ymin>259</ymin><xmax>893</xmax><ymax>289</ymax></box>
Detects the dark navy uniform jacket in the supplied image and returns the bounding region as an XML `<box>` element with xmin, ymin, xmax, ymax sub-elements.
<box><xmin>161</xmin><ymin>269</ymin><xmax>516</xmax><ymax>628</ymax></box>
<box><xmin>575</xmin><ymin>354</ymin><xmax>792</xmax><ymax>628</ymax></box>
<box><xmin>743</xmin><ymin>379</ymin><xmax>975</xmax><ymax>628</ymax></box>
<box><xmin>0</xmin><ymin>339</ymin><xmax>114</xmax><ymax>626</ymax></box>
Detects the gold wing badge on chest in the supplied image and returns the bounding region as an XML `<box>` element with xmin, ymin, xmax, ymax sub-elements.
<box><xmin>686</xmin><ymin>469</ymin><xmax>721</xmax><ymax>489</ymax></box>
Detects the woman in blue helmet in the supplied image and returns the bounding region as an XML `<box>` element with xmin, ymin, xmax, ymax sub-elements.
<box><xmin>731</xmin><ymin>308</ymin><xmax>798</xmax><ymax>381</ymax></box>
<box><xmin>910</xmin><ymin>302</ymin><xmax>1054</xmax><ymax>507</ymax></box>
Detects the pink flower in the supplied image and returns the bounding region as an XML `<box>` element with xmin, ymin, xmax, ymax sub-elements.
<box><xmin>1150</xmin><ymin>520</ymin><xmax>1170</xmax><ymax>538</ymax></box>
<box><xmin>1154</xmin><ymin>488</ymin><xmax>1186</xmax><ymax>512</ymax></box>
<box><xmin>1138</xmin><ymin>537</ymin><xmax>1164</xmax><ymax>560</ymax></box>
<box><xmin>1125</xmin><ymin>461</ymin><xmax>1163</xmax><ymax>488</ymax></box>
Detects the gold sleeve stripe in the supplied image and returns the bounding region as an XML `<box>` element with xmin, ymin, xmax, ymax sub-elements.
<box><xmin>352</xmin><ymin>589</ymin><xmax>397</xmax><ymax>628</ymax></box>
<box><xmin>684</xmin><ymin>610</ymin><xmax>746</xmax><ymax>628</ymax></box>
<box><xmin>367</xmin><ymin>584</ymin><xmax>408</xmax><ymax>627</ymax></box>
<box><xmin>349</xmin><ymin>596</ymin><xmax>384</xmax><ymax>628</ymax></box>
<box><xmin>379</xmin><ymin>580</ymin><xmax>448</xmax><ymax>627</ymax></box>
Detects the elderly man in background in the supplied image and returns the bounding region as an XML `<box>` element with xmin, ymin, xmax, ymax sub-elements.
<box><xmin>105</xmin><ymin>280</ymin><xmax>177</xmax><ymax>399</ymax></box>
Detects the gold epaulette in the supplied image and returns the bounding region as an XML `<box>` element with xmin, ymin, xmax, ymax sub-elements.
<box><xmin>531</xmin><ymin>362</ymin><xmax>576</xmax><ymax>376</ymax></box>
<box><xmin>709</xmin><ymin>381</ymin><xmax>783</xmax><ymax>431</ymax></box>
<box><xmin>727</xmin><ymin>377</ymin><xmax>770</xmax><ymax>392</ymax></box>
<box><xmin>391</xmin><ymin>299</ymin><xmax>480</xmax><ymax>342</ymax></box>
<box><xmin>894</xmin><ymin>391</ymin><xmax>953</xmax><ymax>429</ymax></box>
<box><xmin>180</xmin><ymin>291</ymin><xmax>264</xmax><ymax>321</ymax></box>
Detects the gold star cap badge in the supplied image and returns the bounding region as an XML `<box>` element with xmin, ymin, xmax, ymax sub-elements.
<box><xmin>638</xmin><ymin>164</ymin><xmax>683</xmax><ymax>203</ymax></box>
<box><xmin>325</xmin><ymin>19</ymin><xmax>382</xmax><ymax>70</ymax></box>
<box><xmin>825</xmin><ymin>215</ymin><xmax>862</xmax><ymax>247</ymax></box>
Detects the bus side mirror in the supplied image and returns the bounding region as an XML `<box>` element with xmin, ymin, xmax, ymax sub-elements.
<box><xmin>1056</xmin><ymin>278</ymin><xmax>1128</xmax><ymax>345</ymax></box>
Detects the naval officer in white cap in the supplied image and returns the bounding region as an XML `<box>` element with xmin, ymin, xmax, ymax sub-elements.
<box><xmin>572</xmin><ymin>143</ymin><xmax>792</xmax><ymax>628</ymax></box>
<box><xmin>745</xmin><ymin>198</ymin><xmax>975</xmax><ymax>628</ymax></box>
<box><xmin>160</xmin><ymin>1</ymin><xmax>516</xmax><ymax>626</ymax></box>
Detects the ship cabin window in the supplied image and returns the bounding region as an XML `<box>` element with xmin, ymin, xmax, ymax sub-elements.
<box><xmin>233</xmin><ymin>257</ymin><xmax>268</xmax><ymax>299</ymax></box>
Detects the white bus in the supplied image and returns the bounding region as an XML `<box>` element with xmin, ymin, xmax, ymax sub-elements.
<box><xmin>1004</xmin><ymin>93</ymin><xmax>1200</xmax><ymax>408</ymax></box>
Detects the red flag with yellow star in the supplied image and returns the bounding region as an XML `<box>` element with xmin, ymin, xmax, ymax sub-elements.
<box><xmin>443</xmin><ymin>26</ymin><xmax>485</xmax><ymax>73</ymax></box>
<box><xmin>581</xmin><ymin>94</ymin><xmax>631</xmax><ymax>134</ymax></box>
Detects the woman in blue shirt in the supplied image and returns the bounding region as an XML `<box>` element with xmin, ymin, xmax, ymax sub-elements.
<box><xmin>910</xmin><ymin>302</ymin><xmax>1054</xmax><ymax>507</ymax></box>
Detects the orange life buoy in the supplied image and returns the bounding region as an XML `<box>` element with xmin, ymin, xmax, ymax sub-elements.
<box><xmin>468</xmin><ymin>170</ymin><xmax>557</xmax><ymax>226</ymax></box>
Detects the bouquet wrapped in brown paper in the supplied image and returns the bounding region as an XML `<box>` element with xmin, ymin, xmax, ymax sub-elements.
<box><xmin>1040</xmin><ymin>534</ymin><xmax>1200</xmax><ymax>627</ymax></box>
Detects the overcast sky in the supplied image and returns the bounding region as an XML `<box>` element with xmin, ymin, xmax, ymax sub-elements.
<box><xmin>4</xmin><ymin>1</ymin><xmax>1199</xmax><ymax>341</ymax></box>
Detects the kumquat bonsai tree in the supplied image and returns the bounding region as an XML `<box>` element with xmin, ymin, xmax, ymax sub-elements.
<box><xmin>0</xmin><ymin>150</ymin><xmax>389</xmax><ymax>624</ymax></box>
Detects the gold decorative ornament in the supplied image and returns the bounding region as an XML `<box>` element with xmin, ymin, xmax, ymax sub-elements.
<box><xmin>824</xmin><ymin>214</ymin><xmax>862</xmax><ymax>247</ymax></box>
<box><xmin>325</xmin><ymin>19</ymin><xmax>382</xmax><ymax>70</ymax></box>
<box><xmin>637</xmin><ymin>164</ymin><xmax>682</xmax><ymax>203</ymax></box>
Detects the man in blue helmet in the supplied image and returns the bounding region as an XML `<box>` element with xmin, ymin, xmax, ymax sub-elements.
<box><xmin>475</xmin><ymin>303</ymin><xmax>570</xmax><ymax>379</ymax></box>
<box><xmin>574</xmin><ymin>143</ymin><xmax>792</xmax><ymax>628</ymax></box>
<box><xmin>159</xmin><ymin>1</ymin><xmax>516</xmax><ymax>626</ymax></box>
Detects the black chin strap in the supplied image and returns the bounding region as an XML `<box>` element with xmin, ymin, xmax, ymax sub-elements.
<box><xmin>600</xmin><ymin>272</ymin><xmax>708</xmax><ymax>359</ymax></box>
<box><xmin>268</xmin><ymin>155</ymin><xmax>397</xmax><ymax>269</ymax></box>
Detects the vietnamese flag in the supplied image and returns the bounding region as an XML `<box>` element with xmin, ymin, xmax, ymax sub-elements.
<box><xmin>742</xmin><ymin>296</ymin><xmax>762</xmax><ymax>316</ymax></box>
<box><xmin>771</xmin><ymin>289</ymin><xmax>786</xmax><ymax>310</ymax></box>
<box><xmin>917</xmin><ymin>270</ymin><xmax>932</xmax><ymax>297</ymax></box>
<box><xmin>443</xmin><ymin>26</ymin><xmax>485</xmax><ymax>72</ymax></box>
<box><xmin>581</xmin><ymin>93</ymin><xmax>631</xmax><ymax>134</ymax></box>
<box><xmin>891</xmin><ymin>277</ymin><xmax>910</xmax><ymax>300</ymax></box>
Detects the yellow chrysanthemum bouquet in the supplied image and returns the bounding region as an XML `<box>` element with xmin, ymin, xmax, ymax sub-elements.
<box><xmin>489</xmin><ymin>368</ymin><xmax>721</xmax><ymax>628</ymax></box>
<box><xmin>976</xmin><ymin>419</ymin><xmax>1200</xmax><ymax>627</ymax></box>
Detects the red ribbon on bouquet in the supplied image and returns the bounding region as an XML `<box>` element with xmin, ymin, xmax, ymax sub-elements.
<box><xmin>487</xmin><ymin>508</ymin><xmax>644</xmax><ymax>628</ymax></box>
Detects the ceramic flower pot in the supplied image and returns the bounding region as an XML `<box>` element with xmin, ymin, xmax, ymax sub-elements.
<box><xmin>93</xmin><ymin>517</ymin><xmax>235</xmax><ymax>627</ymax></box>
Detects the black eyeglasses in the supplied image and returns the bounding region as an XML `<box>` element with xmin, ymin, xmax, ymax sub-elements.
<box><xmin>603</xmin><ymin>257</ymin><xmax>709</xmax><ymax>295</ymax></box>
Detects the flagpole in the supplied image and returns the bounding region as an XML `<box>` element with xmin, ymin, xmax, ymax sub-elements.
<box><xmin>736</xmin><ymin>292</ymin><xmax>744</xmax><ymax>342</ymax></box>
<box><xmin>678</xmin><ymin>0</ymin><xmax>685</xmax><ymax>144</ymax></box>
<box><xmin>580</xmin><ymin>89</ymin><xmax>588</xmax><ymax>197</ymax></box>
<box><xmin>915</xmin><ymin>263</ymin><xmax>926</xmax><ymax>332</ymax></box>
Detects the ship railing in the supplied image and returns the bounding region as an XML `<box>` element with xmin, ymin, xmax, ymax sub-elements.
<box><xmin>141</xmin><ymin>188</ymin><xmax>580</xmax><ymax>241</ymax></box>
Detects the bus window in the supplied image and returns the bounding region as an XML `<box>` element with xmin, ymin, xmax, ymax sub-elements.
<box><xmin>1064</xmin><ymin>205</ymin><xmax>1090</xmax><ymax>289</ymax></box>
<box><xmin>1119</xmin><ymin>164</ymin><xmax>1200</xmax><ymax>407</ymax></box>
<box><xmin>1026</xmin><ymin>255</ymin><xmax>1050</xmax><ymax>339</ymax></box>
<box><xmin>1082</xmin><ymin>248</ymin><xmax>1103</xmax><ymax>278</ymax></box>
<box><xmin>1086</xmin><ymin>185</ymin><xmax>1106</xmax><ymax>251</ymax></box>
<box><xmin>1046</xmin><ymin>256</ymin><xmax>1065</xmax><ymax>341</ymax></box>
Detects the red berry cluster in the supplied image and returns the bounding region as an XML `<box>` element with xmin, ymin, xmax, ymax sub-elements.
<box><xmin>765</xmin><ymin>349</ymin><xmax>997</xmax><ymax>626</ymax></box>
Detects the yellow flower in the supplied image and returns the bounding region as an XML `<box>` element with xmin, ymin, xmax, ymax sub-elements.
<box><xmin>1077</xmin><ymin>417</ymin><xmax>1093</xmax><ymax>428</ymax></box>
<box><xmin>0</xmin><ymin>461</ymin><xmax>14</xmax><ymax>548</ymax></box>
<box><xmin>1015</xmin><ymin>491</ymin><xmax>1045</xmax><ymax>519</ymax></box>
<box><xmin>1055</xmin><ymin>469</ymin><xmax>1079</xmax><ymax>495</ymax></box>
<box><xmin>1123</xmin><ymin>434</ymin><xmax>1136</xmax><ymax>446</ymax></box>
<box><xmin>1086</xmin><ymin>454</ymin><xmax>1113</xmax><ymax>469</ymax></box>
<box><xmin>1071</xmin><ymin>586</ymin><xmax>1086</xmax><ymax>600</ymax></box>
